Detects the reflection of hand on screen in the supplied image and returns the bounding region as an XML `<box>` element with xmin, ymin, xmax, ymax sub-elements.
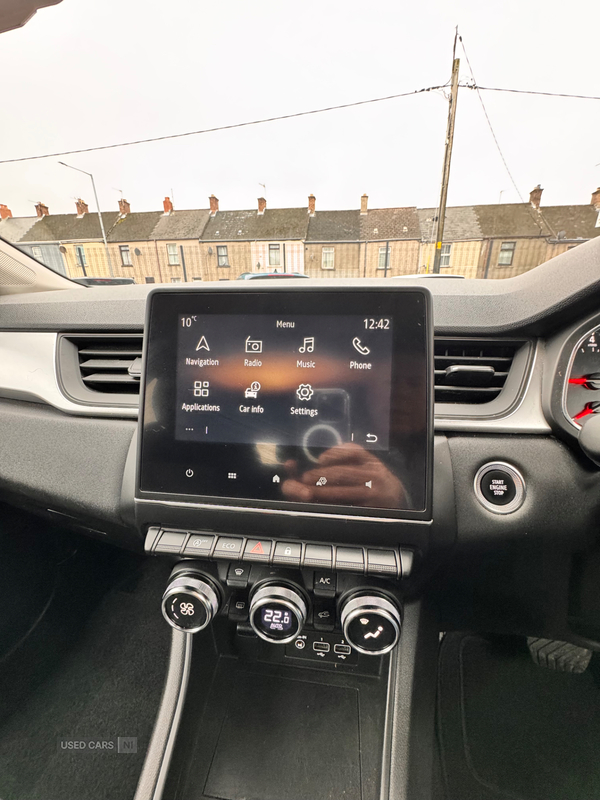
<box><xmin>281</xmin><ymin>443</ymin><xmax>406</xmax><ymax>508</ymax></box>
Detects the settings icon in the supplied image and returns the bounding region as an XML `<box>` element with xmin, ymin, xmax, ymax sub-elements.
<box><xmin>296</xmin><ymin>383</ymin><xmax>314</xmax><ymax>402</ymax></box>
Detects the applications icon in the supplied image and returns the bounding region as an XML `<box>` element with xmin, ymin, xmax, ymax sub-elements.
<box><xmin>244</xmin><ymin>381</ymin><xmax>261</xmax><ymax>399</ymax></box>
<box><xmin>245</xmin><ymin>336</ymin><xmax>263</xmax><ymax>353</ymax></box>
<box><xmin>352</xmin><ymin>337</ymin><xmax>370</xmax><ymax>356</ymax></box>
<box><xmin>299</xmin><ymin>337</ymin><xmax>315</xmax><ymax>353</ymax></box>
<box><xmin>194</xmin><ymin>380</ymin><xmax>209</xmax><ymax>397</ymax></box>
<box><xmin>296</xmin><ymin>383</ymin><xmax>314</xmax><ymax>401</ymax></box>
<box><xmin>196</xmin><ymin>336</ymin><xmax>210</xmax><ymax>352</ymax></box>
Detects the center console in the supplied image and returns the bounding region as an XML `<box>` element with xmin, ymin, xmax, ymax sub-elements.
<box><xmin>133</xmin><ymin>285</ymin><xmax>449</xmax><ymax>800</ymax></box>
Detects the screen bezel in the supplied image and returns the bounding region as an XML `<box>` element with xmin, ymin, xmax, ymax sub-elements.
<box><xmin>136</xmin><ymin>285</ymin><xmax>433</xmax><ymax>522</ymax></box>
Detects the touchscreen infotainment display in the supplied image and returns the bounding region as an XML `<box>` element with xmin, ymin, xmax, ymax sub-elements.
<box><xmin>138</xmin><ymin>288</ymin><xmax>432</xmax><ymax>520</ymax></box>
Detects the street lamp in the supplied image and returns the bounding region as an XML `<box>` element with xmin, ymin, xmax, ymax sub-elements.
<box><xmin>58</xmin><ymin>161</ymin><xmax>114</xmax><ymax>277</ymax></box>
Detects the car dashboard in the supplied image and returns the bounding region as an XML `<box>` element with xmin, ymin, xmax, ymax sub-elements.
<box><xmin>2</xmin><ymin>239</ymin><xmax>600</xmax><ymax>800</ymax></box>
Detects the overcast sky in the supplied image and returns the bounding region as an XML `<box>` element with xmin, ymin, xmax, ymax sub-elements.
<box><xmin>0</xmin><ymin>0</ymin><xmax>598</xmax><ymax>217</ymax></box>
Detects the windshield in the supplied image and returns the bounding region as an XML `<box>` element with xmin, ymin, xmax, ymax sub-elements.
<box><xmin>0</xmin><ymin>1</ymin><xmax>597</xmax><ymax>285</ymax></box>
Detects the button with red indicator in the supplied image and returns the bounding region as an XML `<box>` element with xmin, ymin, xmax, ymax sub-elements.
<box><xmin>243</xmin><ymin>539</ymin><xmax>273</xmax><ymax>562</ymax></box>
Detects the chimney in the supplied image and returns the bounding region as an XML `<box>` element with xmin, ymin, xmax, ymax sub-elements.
<box><xmin>308</xmin><ymin>194</ymin><xmax>316</xmax><ymax>216</ymax></box>
<box><xmin>209</xmin><ymin>194</ymin><xmax>219</xmax><ymax>216</ymax></box>
<box><xmin>258</xmin><ymin>197</ymin><xmax>267</xmax><ymax>215</ymax></box>
<box><xmin>360</xmin><ymin>194</ymin><xmax>368</xmax><ymax>215</ymax></box>
<box><xmin>0</xmin><ymin>204</ymin><xmax>12</xmax><ymax>220</ymax></box>
<box><xmin>529</xmin><ymin>185</ymin><xmax>543</xmax><ymax>210</ymax></box>
<box><xmin>75</xmin><ymin>198</ymin><xmax>89</xmax><ymax>216</ymax></box>
<box><xmin>163</xmin><ymin>196</ymin><xmax>173</xmax><ymax>215</ymax></box>
<box><xmin>35</xmin><ymin>202</ymin><xmax>49</xmax><ymax>217</ymax></box>
<box><xmin>118</xmin><ymin>198</ymin><xmax>131</xmax><ymax>216</ymax></box>
<box><xmin>591</xmin><ymin>188</ymin><xmax>600</xmax><ymax>211</ymax></box>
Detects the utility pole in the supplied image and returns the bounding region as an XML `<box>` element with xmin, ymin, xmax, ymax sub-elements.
<box><xmin>432</xmin><ymin>35</ymin><xmax>460</xmax><ymax>274</ymax></box>
<box><xmin>59</xmin><ymin>161</ymin><xmax>114</xmax><ymax>277</ymax></box>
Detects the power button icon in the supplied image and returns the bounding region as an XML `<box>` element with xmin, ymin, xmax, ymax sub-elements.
<box><xmin>185</xmin><ymin>468</ymin><xmax>194</xmax><ymax>478</ymax></box>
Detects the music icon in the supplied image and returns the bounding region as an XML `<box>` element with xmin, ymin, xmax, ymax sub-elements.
<box><xmin>299</xmin><ymin>337</ymin><xmax>315</xmax><ymax>354</ymax></box>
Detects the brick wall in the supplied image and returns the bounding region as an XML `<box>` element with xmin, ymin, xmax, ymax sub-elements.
<box><xmin>360</xmin><ymin>240</ymin><xmax>420</xmax><ymax>278</ymax></box>
<box><xmin>419</xmin><ymin>240</ymin><xmax>482</xmax><ymax>279</ymax></box>
<box><xmin>304</xmin><ymin>243</ymin><xmax>361</xmax><ymax>278</ymax></box>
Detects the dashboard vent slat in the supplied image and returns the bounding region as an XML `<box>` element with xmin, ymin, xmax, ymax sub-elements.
<box><xmin>434</xmin><ymin>338</ymin><xmax>520</xmax><ymax>405</ymax></box>
<box><xmin>61</xmin><ymin>334</ymin><xmax>144</xmax><ymax>401</ymax></box>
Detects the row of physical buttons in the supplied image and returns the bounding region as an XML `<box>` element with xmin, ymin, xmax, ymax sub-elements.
<box><xmin>147</xmin><ymin>527</ymin><xmax>413</xmax><ymax>578</ymax></box>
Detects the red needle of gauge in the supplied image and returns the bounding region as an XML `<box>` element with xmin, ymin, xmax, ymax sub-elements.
<box><xmin>574</xmin><ymin>407</ymin><xmax>595</xmax><ymax>421</ymax></box>
<box><xmin>569</xmin><ymin>378</ymin><xmax>588</xmax><ymax>385</ymax></box>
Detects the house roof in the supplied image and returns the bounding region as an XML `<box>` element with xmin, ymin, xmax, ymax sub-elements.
<box><xmin>306</xmin><ymin>210</ymin><xmax>360</xmax><ymax>241</ymax></box>
<box><xmin>108</xmin><ymin>211</ymin><xmax>163</xmax><ymax>242</ymax></box>
<box><xmin>359</xmin><ymin>207</ymin><xmax>421</xmax><ymax>240</ymax></box>
<box><xmin>150</xmin><ymin>209</ymin><xmax>210</xmax><ymax>241</ymax></box>
<box><xmin>19</xmin><ymin>211</ymin><xmax>120</xmax><ymax>243</ymax></box>
<box><xmin>418</xmin><ymin>207</ymin><xmax>482</xmax><ymax>242</ymax></box>
<box><xmin>202</xmin><ymin>208</ymin><xmax>309</xmax><ymax>241</ymax></box>
<box><xmin>0</xmin><ymin>216</ymin><xmax>38</xmax><ymax>243</ymax></box>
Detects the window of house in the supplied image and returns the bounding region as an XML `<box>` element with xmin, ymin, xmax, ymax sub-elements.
<box><xmin>120</xmin><ymin>245</ymin><xmax>132</xmax><ymax>266</ymax></box>
<box><xmin>377</xmin><ymin>245</ymin><xmax>391</xmax><ymax>270</ymax></box>
<box><xmin>145</xmin><ymin>276</ymin><xmax>155</xmax><ymax>284</ymax></box>
<box><xmin>171</xmin><ymin>277</ymin><xmax>182</xmax><ymax>283</ymax></box>
<box><xmin>32</xmin><ymin>246</ymin><xmax>42</xmax><ymax>259</ymax></box>
<box><xmin>269</xmin><ymin>243</ymin><xmax>281</xmax><ymax>267</ymax></box>
<box><xmin>167</xmin><ymin>243</ymin><xmax>179</xmax><ymax>265</ymax></box>
<box><xmin>440</xmin><ymin>243</ymin><xmax>452</xmax><ymax>268</ymax></box>
<box><xmin>321</xmin><ymin>246</ymin><xmax>335</xmax><ymax>270</ymax></box>
<box><xmin>498</xmin><ymin>241</ymin><xmax>516</xmax><ymax>266</ymax></box>
<box><xmin>217</xmin><ymin>245</ymin><xmax>229</xmax><ymax>266</ymax></box>
<box><xmin>75</xmin><ymin>246</ymin><xmax>87</xmax><ymax>267</ymax></box>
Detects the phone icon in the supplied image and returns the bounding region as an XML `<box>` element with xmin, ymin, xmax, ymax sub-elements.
<box><xmin>352</xmin><ymin>338</ymin><xmax>370</xmax><ymax>356</ymax></box>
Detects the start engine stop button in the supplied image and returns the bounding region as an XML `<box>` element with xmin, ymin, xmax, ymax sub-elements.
<box><xmin>474</xmin><ymin>462</ymin><xmax>525</xmax><ymax>514</ymax></box>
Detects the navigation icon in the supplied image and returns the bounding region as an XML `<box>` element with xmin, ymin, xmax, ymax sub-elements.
<box><xmin>196</xmin><ymin>336</ymin><xmax>210</xmax><ymax>352</ymax></box>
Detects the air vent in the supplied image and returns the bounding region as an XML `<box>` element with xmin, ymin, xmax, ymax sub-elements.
<box><xmin>58</xmin><ymin>333</ymin><xmax>143</xmax><ymax>408</ymax></box>
<box><xmin>434</xmin><ymin>338</ymin><xmax>520</xmax><ymax>405</ymax></box>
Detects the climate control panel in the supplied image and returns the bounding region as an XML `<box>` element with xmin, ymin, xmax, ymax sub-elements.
<box><xmin>160</xmin><ymin>559</ymin><xmax>403</xmax><ymax>657</ymax></box>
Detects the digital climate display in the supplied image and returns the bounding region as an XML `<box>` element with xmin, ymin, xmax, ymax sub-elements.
<box><xmin>139</xmin><ymin>290</ymin><xmax>432</xmax><ymax>518</ymax></box>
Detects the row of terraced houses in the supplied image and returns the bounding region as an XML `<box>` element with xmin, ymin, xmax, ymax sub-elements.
<box><xmin>1</xmin><ymin>186</ymin><xmax>599</xmax><ymax>283</ymax></box>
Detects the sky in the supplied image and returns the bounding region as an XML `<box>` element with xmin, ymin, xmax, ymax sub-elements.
<box><xmin>0</xmin><ymin>0</ymin><xmax>599</xmax><ymax>217</ymax></box>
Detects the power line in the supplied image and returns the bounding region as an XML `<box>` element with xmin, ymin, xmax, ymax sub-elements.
<box><xmin>457</xmin><ymin>34</ymin><xmax>557</xmax><ymax>237</ymax></box>
<box><xmin>470</xmin><ymin>85</ymin><xmax>600</xmax><ymax>102</ymax></box>
<box><xmin>0</xmin><ymin>85</ymin><xmax>444</xmax><ymax>165</ymax></box>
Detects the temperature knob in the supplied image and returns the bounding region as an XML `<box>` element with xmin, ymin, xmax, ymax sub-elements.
<box><xmin>249</xmin><ymin>584</ymin><xmax>307</xmax><ymax>644</ymax></box>
<box><xmin>162</xmin><ymin>572</ymin><xmax>220</xmax><ymax>633</ymax></box>
<box><xmin>340</xmin><ymin>594</ymin><xmax>401</xmax><ymax>655</ymax></box>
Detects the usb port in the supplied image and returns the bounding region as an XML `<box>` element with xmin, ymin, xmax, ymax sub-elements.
<box><xmin>313</xmin><ymin>641</ymin><xmax>330</xmax><ymax>653</ymax></box>
<box><xmin>334</xmin><ymin>644</ymin><xmax>352</xmax><ymax>655</ymax></box>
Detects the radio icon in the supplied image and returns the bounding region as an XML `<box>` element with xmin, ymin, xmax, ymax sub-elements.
<box><xmin>245</xmin><ymin>336</ymin><xmax>263</xmax><ymax>353</ymax></box>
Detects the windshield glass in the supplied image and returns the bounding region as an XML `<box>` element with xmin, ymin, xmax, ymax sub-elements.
<box><xmin>0</xmin><ymin>1</ymin><xmax>597</xmax><ymax>285</ymax></box>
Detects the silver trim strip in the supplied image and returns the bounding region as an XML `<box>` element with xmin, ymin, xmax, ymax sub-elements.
<box><xmin>135</xmin><ymin>496</ymin><xmax>434</xmax><ymax>525</ymax></box>
<box><xmin>134</xmin><ymin>629</ymin><xmax>192</xmax><ymax>800</ymax></box>
<box><xmin>0</xmin><ymin>332</ymin><xmax>549</xmax><ymax>432</ymax></box>
<box><xmin>0</xmin><ymin>331</ymin><xmax>138</xmax><ymax>418</ymax></box>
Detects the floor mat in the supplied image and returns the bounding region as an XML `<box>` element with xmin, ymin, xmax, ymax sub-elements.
<box><xmin>438</xmin><ymin>633</ymin><xmax>600</xmax><ymax>800</ymax></box>
<box><xmin>0</xmin><ymin>550</ymin><xmax>171</xmax><ymax>800</ymax></box>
